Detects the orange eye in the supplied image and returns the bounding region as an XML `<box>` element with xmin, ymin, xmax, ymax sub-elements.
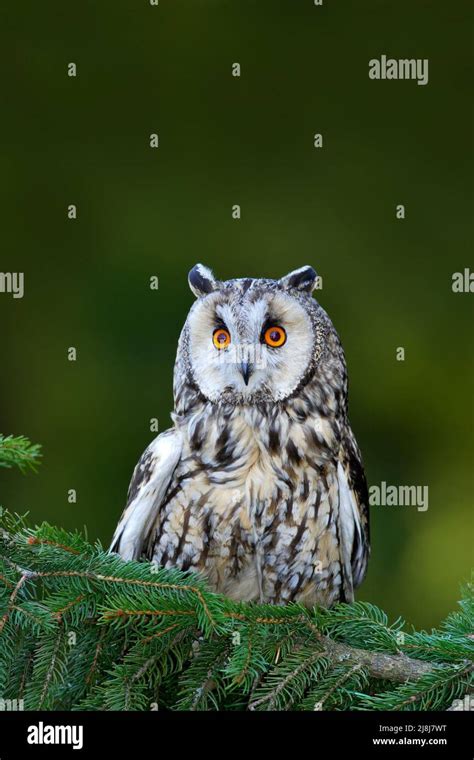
<box><xmin>263</xmin><ymin>326</ymin><xmax>286</xmax><ymax>347</ymax></box>
<box><xmin>213</xmin><ymin>328</ymin><xmax>231</xmax><ymax>349</ymax></box>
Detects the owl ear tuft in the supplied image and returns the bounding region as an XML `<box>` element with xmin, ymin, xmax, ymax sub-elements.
<box><xmin>279</xmin><ymin>265</ymin><xmax>318</xmax><ymax>293</ymax></box>
<box><xmin>188</xmin><ymin>264</ymin><xmax>217</xmax><ymax>298</ymax></box>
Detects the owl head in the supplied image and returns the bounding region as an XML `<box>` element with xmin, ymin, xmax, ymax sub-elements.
<box><xmin>175</xmin><ymin>263</ymin><xmax>343</xmax><ymax>407</ymax></box>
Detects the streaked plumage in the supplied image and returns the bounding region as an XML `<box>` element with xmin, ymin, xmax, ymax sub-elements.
<box><xmin>110</xmin><ymin>264</ymin><xmax>370</xmax><ymax>606</ymax></box>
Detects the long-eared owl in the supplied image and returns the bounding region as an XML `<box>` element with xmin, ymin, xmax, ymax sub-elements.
<box><xmin>110</xmin><ymin>264</ymin><xmax>370</xmax><ymax>607</ymax></box>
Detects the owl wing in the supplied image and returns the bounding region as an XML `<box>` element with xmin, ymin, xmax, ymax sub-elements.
<box><xmin>336</xmin><ymin>426</ymin><xmax>370</xmax><ymax>602</ymax></box>
<box><xmin>109</xmin><ymin>429</ymin><xmax>182</xmax><ymax>561</ymax></box>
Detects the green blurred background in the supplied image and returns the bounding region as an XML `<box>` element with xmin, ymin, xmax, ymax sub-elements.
<box><xmin>1</xmin><ymin>0</ymin><xmax>472</xmax><ymax>628</ymax></box>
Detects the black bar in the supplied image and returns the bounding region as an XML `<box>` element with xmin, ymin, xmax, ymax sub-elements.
<box><xmin>0</xmin><ymin>710</ymin><xmax>471</xmax><ymax>757</ymax></box>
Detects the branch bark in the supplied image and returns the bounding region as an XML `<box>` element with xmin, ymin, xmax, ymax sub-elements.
<box><xmin>319</xmin><ymin>635</ymin><xmax>437</xmax><ymax>682</ymax></box>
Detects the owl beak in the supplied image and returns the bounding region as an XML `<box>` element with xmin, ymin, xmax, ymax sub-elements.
<box><xmin>239</xmin><ymin>361</ymin><xmax>253</xmax><ymax>386</ymax></box>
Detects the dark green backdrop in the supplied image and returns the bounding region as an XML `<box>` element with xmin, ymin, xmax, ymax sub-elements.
<box><xmin>1</xmin><ymin>0</ymin><xmax>472</xmax><ymax>628</ymax></box>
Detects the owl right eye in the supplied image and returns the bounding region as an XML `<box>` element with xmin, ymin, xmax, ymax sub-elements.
<box><xmin>213</xmin><ymin>328</ymin><xmax>231</xmax><ymax>349</ymax></box>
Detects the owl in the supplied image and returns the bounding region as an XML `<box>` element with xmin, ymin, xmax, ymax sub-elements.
<box><xmin>110</xmin><ymin>264</ymin><xmax>370</xmax><ymax>607</ymax></box>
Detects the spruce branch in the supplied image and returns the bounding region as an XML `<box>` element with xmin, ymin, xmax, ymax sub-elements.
<box><xmin>304</xmin><ymin>622</ymin><xmax>438</xmax><ymax>682</ymax></box>
<box><xmin>0</xmin><ymin>508</ymin><xmax>472</xmax><ymax>711</ymax></box>
<box><xmin>0</xmin><ymin>434</ymin><xmax>42</xmax><ymax>473</ymax></box>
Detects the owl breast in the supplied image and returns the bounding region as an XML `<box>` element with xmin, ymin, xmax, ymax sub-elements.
<box><xmin>147</xmin><ymin>405</ymin><xmax>346</xmax><ymax>607</ymax></box>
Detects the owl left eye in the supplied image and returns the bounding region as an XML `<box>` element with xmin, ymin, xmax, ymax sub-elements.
<box><xmin>213</xmin><ymin>328</ymin><xmax>231</xmax><ymax>349</ymax></box>
<box><xmin>263</xmin><ymin>326</ymin><xmax>286</xmax><ymax>347</ymax></box>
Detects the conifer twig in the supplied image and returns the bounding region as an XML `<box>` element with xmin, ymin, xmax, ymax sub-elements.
<box><xmin>0</xmin><ymin>506</ymin><xmax>472</xmax><ymax>712</ymax></box>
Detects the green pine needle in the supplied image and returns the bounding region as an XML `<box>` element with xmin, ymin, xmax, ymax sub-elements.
<box><xmin>0</xmin><ymin>504</ymin><xmax>472</xmax><ymax>711</ymax></box>
<box><xmin>0</xmin><ymin>435</ymin><xmax>42</xmax><ymax>473</ymax></box>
